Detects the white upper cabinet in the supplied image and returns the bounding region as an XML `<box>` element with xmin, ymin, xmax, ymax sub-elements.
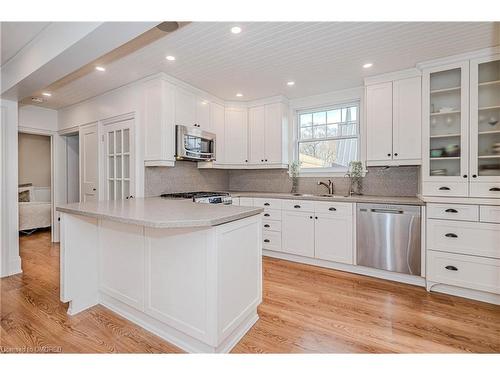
<box><xmin>175</xmin><ymin>87</ymin><xmax>211</xmax><ymax>130</ymax></box>
<box><xmin>224</xmin><ymin>107</ymin><xmax>248</xmax><ymax>164</ymax></box>
<box><xmin>196</xmin><ymin>98</ymin><xmax>211</xmax><ymax>131</ymax></box>
<box><xmin>393</xmin><ymin>77</ymin><xmax>422</xmax><ymax>161</ymax></box>
<box><xmin>421</xmin><ymin>52</ymin><xmax>500</xmax><ymax>198</ymax></box>
<box><xmin>175</xmin><ymin>87</ymin><xmax>196</xmax><ymax>127</ymax></box>
<box><xmin>365</xmin><ymin>73</ymin><xmax>422</xmax><ymax>166</ymax></box>
<box><xmin>210</xmin><ymin>102</ymin><xmax>225</xmax><ymax>163</ymax></box>
<box><xmin>247</xmin><ymin>102</ymin><xmax>288</xmax><ymax>167</ymax></box>
<box><xmin>366</xmin><ymin>82</ymin><xmax>393</xmax><ymax>164</ymax></box>
<box><xmin>143</xmin><ymin>77</ymin><xmax>175</xmax><ymax>167</ymax></box>
<box><xmin>248</xmin><ymin>106</ymin><xmax>266</xmax><ymax>163</ymax></box>
<box><xmin>469</xmin><ymin>54</ymin><xmax>500</xmax><ymax>198</ymax></box>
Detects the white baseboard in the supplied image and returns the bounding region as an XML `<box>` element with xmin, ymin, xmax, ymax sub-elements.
<box><xmin>263</xmin><ymin>250</ymin><xmax>426</xmax><ymax>287</ymax></box>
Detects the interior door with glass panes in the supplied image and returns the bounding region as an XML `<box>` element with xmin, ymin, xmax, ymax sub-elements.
<box><xmin>423</xmin><ymin>62</ymin><xmax>469</xmax><ymax>183</ymax></box>
<box><xmin>470</xmin><ymin>54</ymin><xmax>500</xmax><ymax>192</ymax></box>
<box><xmin>104</xmin><ymin>118</ymin><xmax>135</xmax><ymax>200</ymax></box>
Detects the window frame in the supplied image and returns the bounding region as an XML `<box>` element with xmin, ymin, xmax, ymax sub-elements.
<box><xmin>295</xmin><ymin>101</ymin><xmax>361</xmax><ymax>176</ymax></box>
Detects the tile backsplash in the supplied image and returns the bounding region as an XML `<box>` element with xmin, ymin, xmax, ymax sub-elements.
<box><xmin>144</xmin><ymin>161</ymin><xmax>229</xmax><ymax>197</ymax></box>
<box><xmin>228</xmin><ymin>166</ymin><xmax>419</xmax><ymax>197</ymax></box>
<box><xmin>145</xmin><ymin>162</ymin><xmax>419</xmax><ymax>197</ymax></box>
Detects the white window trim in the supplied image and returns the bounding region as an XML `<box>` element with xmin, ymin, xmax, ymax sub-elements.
<box><xmin>293</xmin><ymin>101</ymin><xmax>362</xmax><ymax>177</ymax></box>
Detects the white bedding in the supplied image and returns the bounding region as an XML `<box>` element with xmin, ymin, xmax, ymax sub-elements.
<box><xmin>18</xmin><ymin>186</ymin><xmax>51</xmax><ymax>232</ymax></box>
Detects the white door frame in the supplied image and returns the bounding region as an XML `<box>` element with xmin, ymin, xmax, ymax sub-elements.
<box><xmin>18</xmin><ymin>126</ymin><xmax>58</xmax><ymax>243</ymax></box>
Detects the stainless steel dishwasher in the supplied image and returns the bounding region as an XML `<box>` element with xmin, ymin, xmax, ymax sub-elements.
<box><xmin>356</xmin><ymin>203</ymin><xmax>421</xmax><ymax>276</ymax></box>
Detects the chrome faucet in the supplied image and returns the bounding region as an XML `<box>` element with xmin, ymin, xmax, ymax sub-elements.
<box><xmin>317</xmin><ymin>179</ymin><xmax>334</xmax><ymax>195</ymax></box>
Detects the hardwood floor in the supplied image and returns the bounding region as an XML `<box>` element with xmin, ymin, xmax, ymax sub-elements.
<box><xmin>1</xmin><ymin>230</ymin><xmax>499</xmax><ymax>353</ymax></box>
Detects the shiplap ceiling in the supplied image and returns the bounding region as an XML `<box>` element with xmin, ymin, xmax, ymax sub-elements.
<box><xmin>31</xmin><ymin>22</ymin><xmax>498</xmax><ymax>109</ymax></box>
<box><xmin>0</xmin><ymin>22</ymin><xmax>51</xmax><ymax>66</ymax></box>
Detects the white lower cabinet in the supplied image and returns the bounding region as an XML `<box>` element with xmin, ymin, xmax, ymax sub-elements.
<box><xmin>426</xmin><ymin>202</ymin><xmax>500</xmax><ymax>303</ymax></box>
<box><xmin>282</xmin><ymin>210</ymin><xmax>315</xmax><ymax>257</ymax></box>
<box><xmin>314</xmin><ymin>213</ymin><xmax>353</xmax><ymax>264</ymax></box>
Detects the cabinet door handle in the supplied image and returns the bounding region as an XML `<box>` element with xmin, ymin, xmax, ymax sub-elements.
<box><xmin>439</xmin><ymin>186</ymin><xmax>451</xmax><ymax>191</ymax></box>
<box><xmin>264</xmin><ymin>213</ymin><xmax>270</xmax><ymax>217</ymax></box>
<box><xmin>264</xmin><ymin>239</ymin><xmax>270</xmax><ymax>243</ymax></box>
<box><xmin>472</xmin><ymin>174</ymin><xmax>477</xmax><ymax>178</ymax></box>
<box><xmin>489</xmin><ymin>187</ymin><xmax>500</xmax><ymax>192</ymax></box>
<box><xmin>387</xmin><ymin>153</ymin><xmax>391</xmax><ymax>157</ymax></box>
<box><xmin>445</xmin><ymin>208</ymin><xmax>458</xmax><ymax>213</ymax></box>
<box><xmin>394</xmin><ymin>153</ymin><xmax>398</xmax><ymax>156</ymax></box>
<box><xmin>294</xmin><ymin>205</ymin><xmax>301</xmax><ymax>209</ymax></box>
<box><xmin>264</xmin><ymin>203</ymin><xmax>270</xmax><ymax>206</ymax></box>
<box><xmin>315</xmin><ymin>216</ymin><xmax>318</xmax><ymax>219</ymax></box>
<box><xmin>264</xmin><ymin>224</ymin><xmax>270</xmax><ymax>228</ymax></box>
<box><xmin>445</xmin><ymin>233</ymin><xmax>458</xmax><ymax>238</ymax></box>
<box><xmin>309</xmin><ymin>216</ymin><xmax>313</xmax><ymax>219</ymax></box>
<box><xmin>445</xmin><ymin>265</ymin><xmax>458</xmax><ymax>271</ymax></box>
<box><xmin>328</xmin><ymin>207</ymin><xmax>336</xmax><ymax>211</ymax></box>
<box><xmin>463</xmin><ymin>174</ymin><xmax>468</xmax><ymax>178</ymax></box>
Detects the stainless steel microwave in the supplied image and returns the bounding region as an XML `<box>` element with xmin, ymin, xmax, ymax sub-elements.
<box><xmin>175</xmin><ymin>125</ymin><xmax>216</xmax><ymax>162</ymax></box>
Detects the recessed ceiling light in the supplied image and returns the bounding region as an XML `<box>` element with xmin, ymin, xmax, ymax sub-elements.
<box><xmin>236</xmin><ymin>93</ymin><xmax>243</xmax><ymax>97</ymax></box>
<box><xmin>231</xmin><ymin>26</ymin><xmax>242</xmax><ymax>34</ymax></box>
<box><xmin>287</xmin><ymin>81</ymin><xmax>295</xmax><ymax>86</ymax></box>
<box><xmin>95</xmin><ymin>66</ymin><xmax>106</xmax><ymax>72</ymax></box>
<box><xmin>165</xmin><ymin>55</ymin><xmax>176</xmax><ymax>61</ymax></box>
<box><xmin>31</xmin><ymin>97</ymin><xmax>44</xmax><ymax>103</ymax></box>
<box><xmin>42</xmin><ymin>92</ymin><xmax>52</xmax><ymax>97</ymax></box>
<box><xmin>363</xmin><ymin>63</ymin><xmax>373</xmax><ymax>69</ymax></box>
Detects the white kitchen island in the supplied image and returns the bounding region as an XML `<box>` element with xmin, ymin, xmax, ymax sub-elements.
<box><xmin>56</xmin><ymin>198</ymin><xmax>263</xmax><ymax>353</ymax></box>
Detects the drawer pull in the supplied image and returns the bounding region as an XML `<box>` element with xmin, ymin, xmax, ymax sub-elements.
<box><xmin>328</xmin><ymin>207</ymin><xmax>337</xmax><ymax>211</ymax></box>
<box><xmin>445</xmin><ymin>265</ymin><xmax>458</xmax><ymax>271</ymax></box>
<box><xmin>264</xmin><ymin>213</ymin><xmax>270</xmax><ymax>217</ymax></box>
<box><xmin>264</xmin><ymin>239</ymin><xmax>270</xmax><ymax>243</ymax></box>
<box><xmin>445</xmin><ymin>233</ymin><xmax>458</xmax><ymax>238</ymax></box>
<box><xmin>264</xmin><ymin>224</ymin><xmax>270</xmax><ymax>228</ymax></box>
<box><xmin>264</xmin><ymin>203</ymin><xmax>270</xmax><ymax>206</ymax></box>
<box><xmin>439</xmin><ymin>186</ymin><xmax>451</xmax><ymax>191</ymax></box>
<box><xmin>444</xmin><ymin>208</ymin><xmax>458</xmax><ymax>213</ymax></box>
<box><xmin>489</xmin><ymin>187</ymin><xmax>500</xmax><ymax>192</ymax></box>
<box><xmin>294</xmin><ymin>205</ymin><xmax>301</xmax><ymax>209</ymax></box>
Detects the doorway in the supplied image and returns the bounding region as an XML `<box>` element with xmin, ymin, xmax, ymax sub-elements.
<box><xmin>17</xmin><ymin>132</ymin><xmax>53</xmax><ymax>239</ymax></box>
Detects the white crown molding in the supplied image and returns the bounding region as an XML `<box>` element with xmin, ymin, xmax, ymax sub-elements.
<box><xmin>416</xmin><ymin>46</ymin><xmax>500</xmax><ymax>70</ymax></box>
<box><xmin>364</xmin><ymin>68</ymin><xmax>422</xmax><ymax>86</ymax></box>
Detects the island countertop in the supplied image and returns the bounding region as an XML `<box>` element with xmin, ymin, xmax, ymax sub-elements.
<box><xmin>56</xmin><ymin>197</ymin><xmax>264</xmax><ymax>228</ymax></box>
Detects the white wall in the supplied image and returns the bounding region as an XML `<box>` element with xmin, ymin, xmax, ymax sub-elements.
<box><xmin>18</xmin><ymin>133</ymin><xmax>52</xmax><ymax>187</ymax></box>
<box><xmin>0</xmin><ymin>99</ymin><xmax>22</xmax><ymax>277</ymax></box>
<box><xmin>19</xmin><ymin>105</ymin><xmax>58</xmax><ymax>132</ymax></box>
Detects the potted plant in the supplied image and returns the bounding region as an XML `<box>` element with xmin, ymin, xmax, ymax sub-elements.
<box><xmin>289</xmin><ymin>161</ymin><xmax>301</xmax><ymax>194</ymax></box>
<box><xmin>346</xmin><ymin>161</ymin><xmax>363</xmax><ymax>195</ymax></box>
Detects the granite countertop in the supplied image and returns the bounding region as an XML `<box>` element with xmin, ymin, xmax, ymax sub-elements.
<box><xmin>56</xmin><ymin>197</ymin><xmax>263</xmax><ymax>228</ymax></box>
<box><xmin>229</xmin><ymin>191</ymin><xmax>424</xmax><ymax>206</ymax></box>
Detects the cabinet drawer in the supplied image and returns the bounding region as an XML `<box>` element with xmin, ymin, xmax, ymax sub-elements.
<box><xmin>480</xmin><ymin>205</ymin><xmax>500</xmax><ymax>224</ymax></box>
<box><xmin>262</xmin><ymin>209</ymin><xmax>281</xmax><ymax>221</ymax></box>
<box><xmin>314</xmin><ymin>201</ymin><xmax>353</xmax><ymax>217</ymax></box>
<box><xmin>427</xmin><ymin>219</ymin><xmax>500</xmax><ymax>259</ymax></box>
<box><xmin>281</xmin><ymin>199</ymin><xmax>315</xmax><ymax>212</ymax></box>
<box><xmin>427</xmin><ymin>203</ymin><xmax>479</xmax><ymax>221</ymax></box>
<box><xmin>263</xmin><ymin>230</ymin><xmax>282</xmax><ymax>251</ymax></box>
<box><xmin>422</xmin><ymin>182</ymin><xmax>468</xmax><ymax>197</ymax></box>
<box><xmin>427</xmin><ymin>250</ymin><xmax>500</xmax><ymax>295</ymax></box>
<box><xmin>263</xmin><ymin>220</ymin><xmax>281</xmax><ymax>232</ymax></box>
<box><xmin>470</xmin><ymin>182</ymin><xmax>500</xmax><ymax>198</ymax></box>
<box><xmin>253</xmin><ymin>197</ymin><xmax>282</xmax><ymax>209</ymax></box>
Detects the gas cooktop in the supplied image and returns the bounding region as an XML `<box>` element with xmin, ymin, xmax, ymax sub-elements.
<box><xmin>160</xmin><ymin>191</ymin><xmax>232</xmax><ymax>204</ymax></box>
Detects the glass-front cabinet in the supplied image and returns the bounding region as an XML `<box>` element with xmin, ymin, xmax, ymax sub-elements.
<box><xmin>469</xmin><ymin>54</ymin><xmax>500</xmax><ymax>197</ymax></box>
<box><xmin>422</xmin><ymin>61</ymin><xmax>470</xmax><ymax>196</ymax></box>
<box><xmin>422</xmin><ymin>54</ymin><xmax>500</xmax><ymax>198</ymax></box>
